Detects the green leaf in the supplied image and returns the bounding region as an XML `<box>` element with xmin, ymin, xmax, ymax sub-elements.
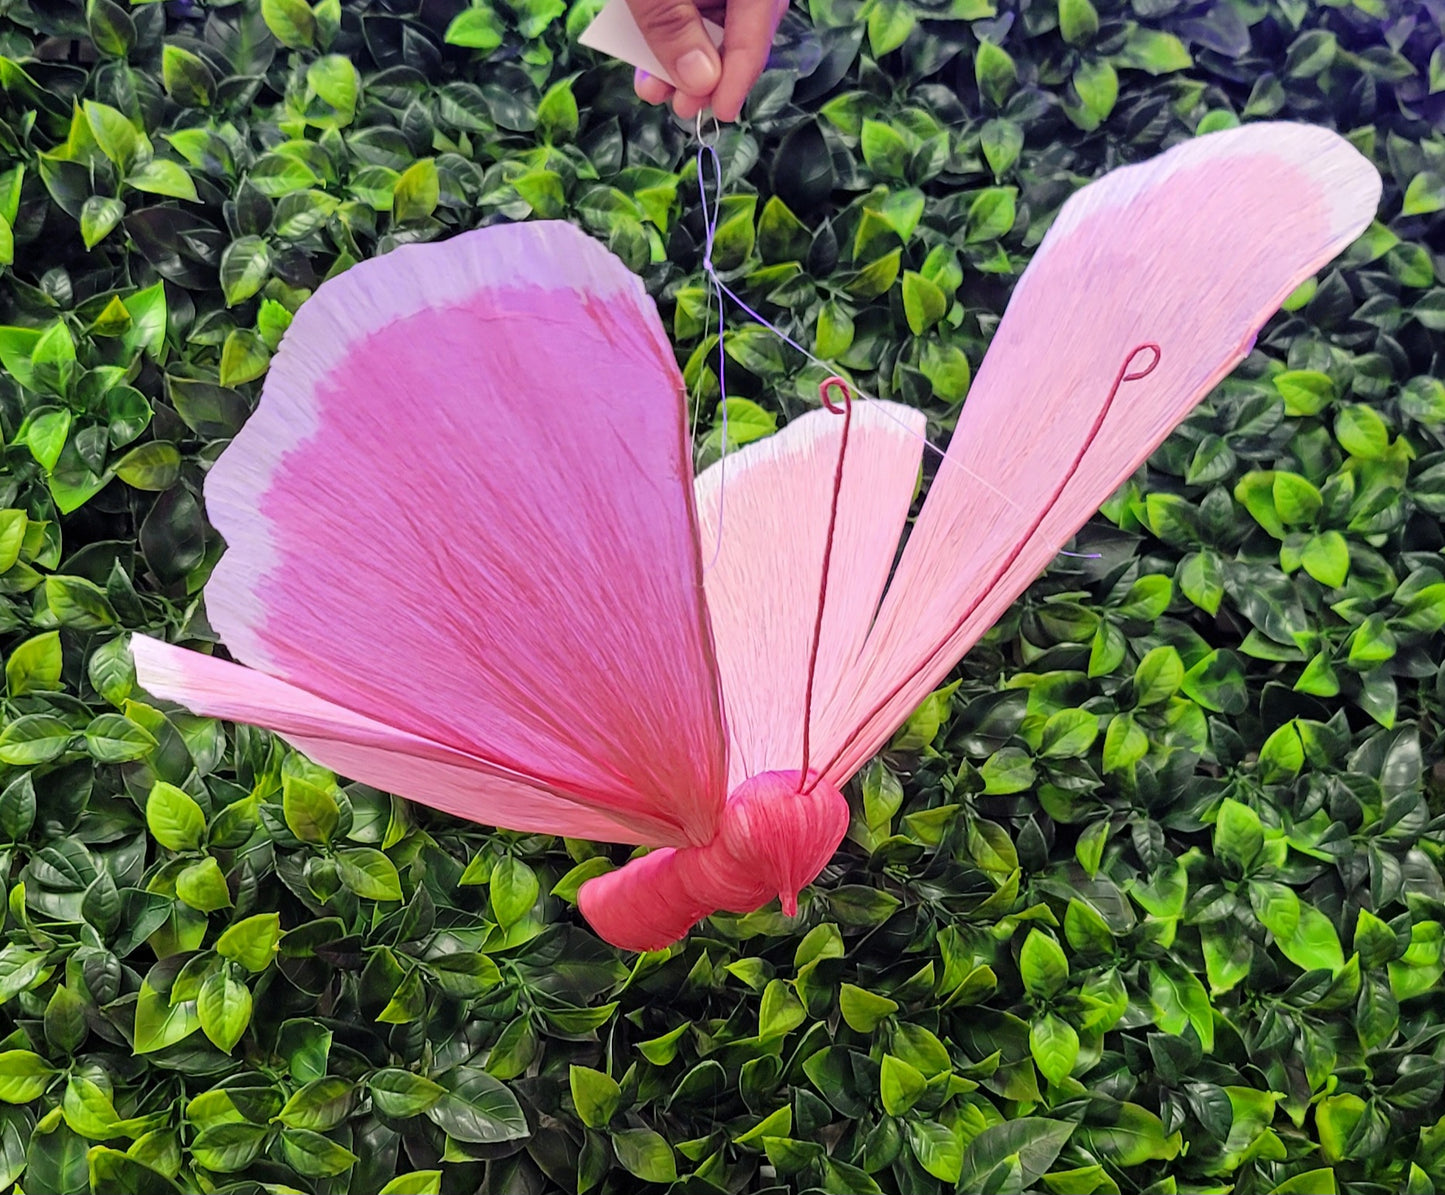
<box><xmin>84</xmin><ymin>712</ymin><xmax>157</xmax><ymax>763</ymax></box>
<box><xmin>613</xmin><ymin>1127</ymin><xmax>677</xmax><ymax>1182</ymax></box>
<box><xmin>1072</xmin><ymin>59</ymin><xmax>1118</xmax><ymax>126</ymax></box>
<box><xmin>0</xmin><ymin>714</ymin><xmax>73</xmax><ymax>765</ymax></box>
<box><xmin>219</xmin><ymin>330</ymin><xmax>270</xmax><ymax>386</ymax></box>
<box><xmin>446</xmin><ymin>6</ymin><xmax>505</xmax><ymax>50</ymax></box>
<box><xmin>890</xmin><ymin>681</ymin><xmax>958</xmax><ymax>751</ymax></box>
<box><xmin>879</xmin><ymin>1054</ymin><xmax>927</xmax><ymax>1115</ymax></box>
<box><xmin>307</xmin><ymin>55</ymin><xmax>360</xmax><ymax>123</ymax></box>
<box><xmin>1273</xmin><ymin>472</ymin><xmax>1322</xmax><ymax>524</ymax></box>
<box><xmin>1121</xmin><ymin>27</ymin><xmax>1193</xmax><ymax>73</ymax></box>
<box><xmin>162</xmin><ymin>44</ymin><xmax>215</xmax><ymax>106</ymax></box>
<box><xmin>261</xmin><ymin>0</ymin><xmax>316</xmax><ymax>47</ymax></box>
<box><xmin>975</xmin><ymin>40</ymin><xmax>1017</xmax><ymax>106</ymax></box>
<box><xmin>176</xmin><ymin>856</ymin><xmax>232</xmax><ymax>912</ymax></box>
<box><xmin>46</xmin><ymin>576</ymin><xmax>116</xmax><ymax>629</ymax></box>
<box><xmin>1301</xmin><ymin>530</ymin><xmax>1349</xmax><ymax>587</ymax></box>
<box><xmin>1020</xmin><ymin>929</ymin><xmax>1069</xmax><ymax>999</ymax></box>
<box><xmin>0</xmin><ymin>509</ymin><xmax>24</xmax><ymax>572</ymax></box>
<box><xmin>220</xmin><ymin>237</ymin><xmax>271</xmax><ymax>306</ymax></box>
<box><xmin>371</xmin><ymin>1069</ymin><xmax>446</xmax><ymax>1118</ymax></box>
<box><xmin>1402</xmin><ymin>172</ymin><xmax>1445</xmax><ymax>216</ymax></box>
<box><xmin>758</xmin><ymin>978</ymin><xmax>806</xmax><ymax>1037</ymax></box>
<box><xmin>1316</xmin><ymin>1093</ymin><xmax>1366</xmax><ymax>1162</ymax></box>
<box><xmin>1029</xmin><ymin>1013</ymin><xmax>1079</xmax><ymax>1085</ymax></box>
<box><xmin>816</xmin><ymin>300</ymin><xmax>855</xmax><ymax>358</ymax></box>
<box><xmin>191</xmin><ymin>1123</ymin><xmax>268</xmax><ymax>1171</ymax></box>
<box><xmin>1336</xmin><ymin>403</ymin><xmax>1390</xmax><ymax>459</ymax></box>
<box><xmin>902</xmin><ymin>271</ymin><xmax>947</xmax><ymax>335</ymax></box>
<box><xmin>146</xmin><ymin>781</ymin><xmax>206</xmax><ymax>851</ymax></box>
<box><xmin>907</xmin><ymin>1119</ymin><xmax>963</xmax><ymax>1183</ymax></box>
<box><xmin>1148</xmin><ymin>960</ymin><xmax>1214</xmax><ymax>1049</ymax></box>
<box><xmin>960</xmin><ymin>1119</ymin><xmax>1075</xmax><ymax>1191</ymax></box>
<box><xmin>333</xmin><ymin>846</ymin><xmax>401</xmax><ymax>901</ymax></box>
<box><xmin>860</xmin><ymin>120</ymin><xmax>912</xmax><ymax>180</ymax></box>
<box><xmin>1039</xmin><ymin>708</ymin><xmax>1098</xmax><ymax>758</ymax></box>
<box><xmin>980</xmin><ymin>119</ymin><xmax>1024</xmax><ymax>175</ymax></box>
<box><xmin>1258</xmin><ymin>721</ymin><xmax>1304</xmax><ymax>781</ymax></box>
<box><xmin>867</xmin><ymin>0</ymin><xmax>916</xmax><ymax>56</ymax></box>
<box><xmin>114</xmin><ymin>441</ymin><xmax>181</xmax><ymax>490</ymax></box>
<box><xmin>393</xmin><ymin>159</ymin><xmax>440</xmax><ymax>223</ymax></box>
<box><xmin>6</xmin><ymin>631</ymin><xmax>62</xmax><ymax>695</ymax></box>
<box><xmin>380</xmin><ymin>1172</ymin><xmax>443</xmax><ymax>1195</ymax></box>
<box><xmin>216</xmin><ymin>913</ymin><xmax>282</xmax><ymax>972</ymax></box>
<box><xmin>1133</xmin><ymin>646</ymin><xmax>1184</xmax><ymax>705</ymax></box>
<box><xmin>25</xmin><ymin>408</ymin><xmax>72</xmax><ymax>472</ymax></box>
<box><xmin>197</xmin><ymin>968</ymin><xmax>252</xmax><ymax>1052</ymax></box>
<box><xmin>283</xmin><ymin>774</ymin><xmax>339</xmax><ymax>843</ymax></box>
<box><xmin>84</xmin><ymin>101</ymin><xmax>141</xmax><ymax>170</ymax></box>
<box><xmin>1274</xmin><ymin>369</ymin><xmax>1334</xmax><ymax>415</ymax></box>
<box><xmin>1214</xmin><ymin>799</ymin><xmax>1263</xmax><ymax>871</ymax></box>
<box><xmin>280</xmin><ymin>1127</ymin><xmax>358</xmax><ymax>1177</ymax></box>
<box><xmin>86</xmin><ymin>0</ymin><xmax>135</xmax><ymax>57</ymax></box>
<box><xmin>276</xmin><ymin>1077</ymin><xmax>355</xmax><ymax>1130</ymax></box>
<box><xmin>0</xmin><ymin>1051</ymin><xmax>55</xmax><ymax>1103</ymax></box>
<box><xmin>569</xmin><ymin>1065</ymin><xmax>621</xmax><ymax>1128</ymax></box>
<box><xmin>128</xmin><ymin>160</ymin><xmax>199</xmax><ymax>202</ymax></box>
<box><xmin>429</xmin><ymin>1066</ymin><xmax>529</xmax><ymax>1143</ymax></box>
<box><xmin>1077</xmin><ymin>1102</ymin><xmax>1181</xmax><ymax>1166</ymax></box>
<box><xmin>966</xmin><ymin>187</ymin><xmax>1016</xmax><ymax>242</ymax></box>
<box><xmin>490</xmin><ymin>855</ymin><xmax>539</xmax><ymax>927</ymax></box>
<box><xmin>1271</xmin><ymin>1170</ymin><xmax>1339</xmax><ymax>1195</ymax></box>
<box><xmin>919</xmin><ymin>341</ymin><xmax>972</xmax><ymax>401</ymax></box>
<box><xmin>838</xmin><ymin>984</ymin><xmax>899</xmax><ymax>1032</ymax></box>
<box><xmin>1059</xmin><ymin>0</ymin><xmax>1098</xmax><ymax>43</ymax></box>
<box><xmin>133</xmin><ymin>980</ymin><xmax>200</xmax><ymax>1054</ymax></box>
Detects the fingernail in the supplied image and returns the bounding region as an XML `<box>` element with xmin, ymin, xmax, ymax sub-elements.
<box><xmin>676</xmin><ymin>48</ymin><xmax>718</xmax><ymax>93</ymax></box>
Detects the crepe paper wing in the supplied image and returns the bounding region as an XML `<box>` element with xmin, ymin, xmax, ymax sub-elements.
<box><xmin>811</xmin><ymin>122</ymin><xmax>1382</xmax><ymax>784</ymax></box>
<box><xmin>141</xmin><ymin>221</ymin><xmax>730</xmax><ymax>849</ymax></box>
<box><xmin>131</xmin><ymin>635</ymin><xmax>681</xmax><ymax>844</ymax></box>
<box><xmin>694</xmin><ymin>400</ymin><xmax>925</xmax><ymax>791</ymax></box>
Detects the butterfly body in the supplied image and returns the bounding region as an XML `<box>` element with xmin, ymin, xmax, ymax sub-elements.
<box><xmin>579</xmin><ymin>770</ymin><xmax>849</xmax><ymax>951</ymax></box>
<box><xmin>131</xmin><ymin>123</ymin><xmax>1381</xmax><ymax>951</ymax></box>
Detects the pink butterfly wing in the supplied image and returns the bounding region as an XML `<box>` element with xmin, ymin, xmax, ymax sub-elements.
<box><xmin>131</xmin><ymin>635</ymin><xmax>668</xmax><ymax>843</ymax></box>
<box><xmin>145</xmin><ymin>221</ymin><xmax>728</xmax><ymax>846</ymax></box>
<box><xmin>812</xmin><ymin>122</ymin><xmax>1382</xmax><ymax>783</ymax></box>
<box><xmin>694</xmin><ymin>402</ymin><xmax>925</xmax><ymax>789</ymax></box>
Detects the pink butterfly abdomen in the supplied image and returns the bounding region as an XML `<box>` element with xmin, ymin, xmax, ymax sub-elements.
<box><xmin>578</xmin><ymin>771</ymin><xmax>849</xmax><ymax>951</ymax></box>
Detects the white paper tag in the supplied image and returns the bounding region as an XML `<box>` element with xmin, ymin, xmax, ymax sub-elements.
<box><xmin>578</xmin><ymin>0</ymin><xmax>725</xmax><ymax>89</ymax></box>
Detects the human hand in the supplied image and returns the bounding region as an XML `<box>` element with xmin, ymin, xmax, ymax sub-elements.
<box><xmin>625</xmin><ymin>0</ymin><xmax>785</xmax><ymax>123</ymax></box>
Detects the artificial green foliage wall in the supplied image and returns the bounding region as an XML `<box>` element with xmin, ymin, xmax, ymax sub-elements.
<box><xmin>0</xmin><ymin>0</ymin><xmax>1443</xmax><ymax>1190</ymax></box>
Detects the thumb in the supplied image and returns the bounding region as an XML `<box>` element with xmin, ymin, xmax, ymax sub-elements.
<box><xmin>624</xmin><ymin>0</ymin><xmax>721</xmax><ymax>94</ymax></box>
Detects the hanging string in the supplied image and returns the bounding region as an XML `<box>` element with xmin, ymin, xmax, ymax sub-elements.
<box><xmin>696</xmin><ymin>116</ymin><xmax>730</xmax><ymax>572</ymax></box>
<box><xmin>798</xmin><ymin>375</ymin><xmax>854</xmax><ymax>787</ymax></box>
<box><xmin>692</xmin><ymin>124</ymin><xmax>1023</xmax><ymax>514</ymax></box>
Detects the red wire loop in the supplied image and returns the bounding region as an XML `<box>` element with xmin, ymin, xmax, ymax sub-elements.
<box><xmin>1122</xmin><ymin>343</ymin><xmax>1161</xmax><ymax>383</ymax></box>
<box><xmin>819</xmin><ymin>376</ymin><xmax>852</xmax><ymax>415</ymax></box>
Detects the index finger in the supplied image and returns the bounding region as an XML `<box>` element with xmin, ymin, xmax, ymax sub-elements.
<box><xmin>709</xmin><ymin>0</ymin><xmax>782</xmax><ymax>121</ymax></box>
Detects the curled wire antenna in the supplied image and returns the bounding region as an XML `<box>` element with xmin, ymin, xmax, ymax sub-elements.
<box><xmin>798</xmin><ymin>377</ymin><xmax>854</xmax><ymax>789</ymax></box>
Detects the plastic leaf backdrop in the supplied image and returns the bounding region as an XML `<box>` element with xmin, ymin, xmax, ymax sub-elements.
<box><xmin>135</xmin><ymin>123</ymin><xmax>1380</xmax><ymax>952</ymax></box>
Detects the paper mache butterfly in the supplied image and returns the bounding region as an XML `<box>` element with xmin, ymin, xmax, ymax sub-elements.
<box><xmin>132</xmin><ymin>122</ymin><xmax>1380</xmax><ymax>952</ymax></box>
